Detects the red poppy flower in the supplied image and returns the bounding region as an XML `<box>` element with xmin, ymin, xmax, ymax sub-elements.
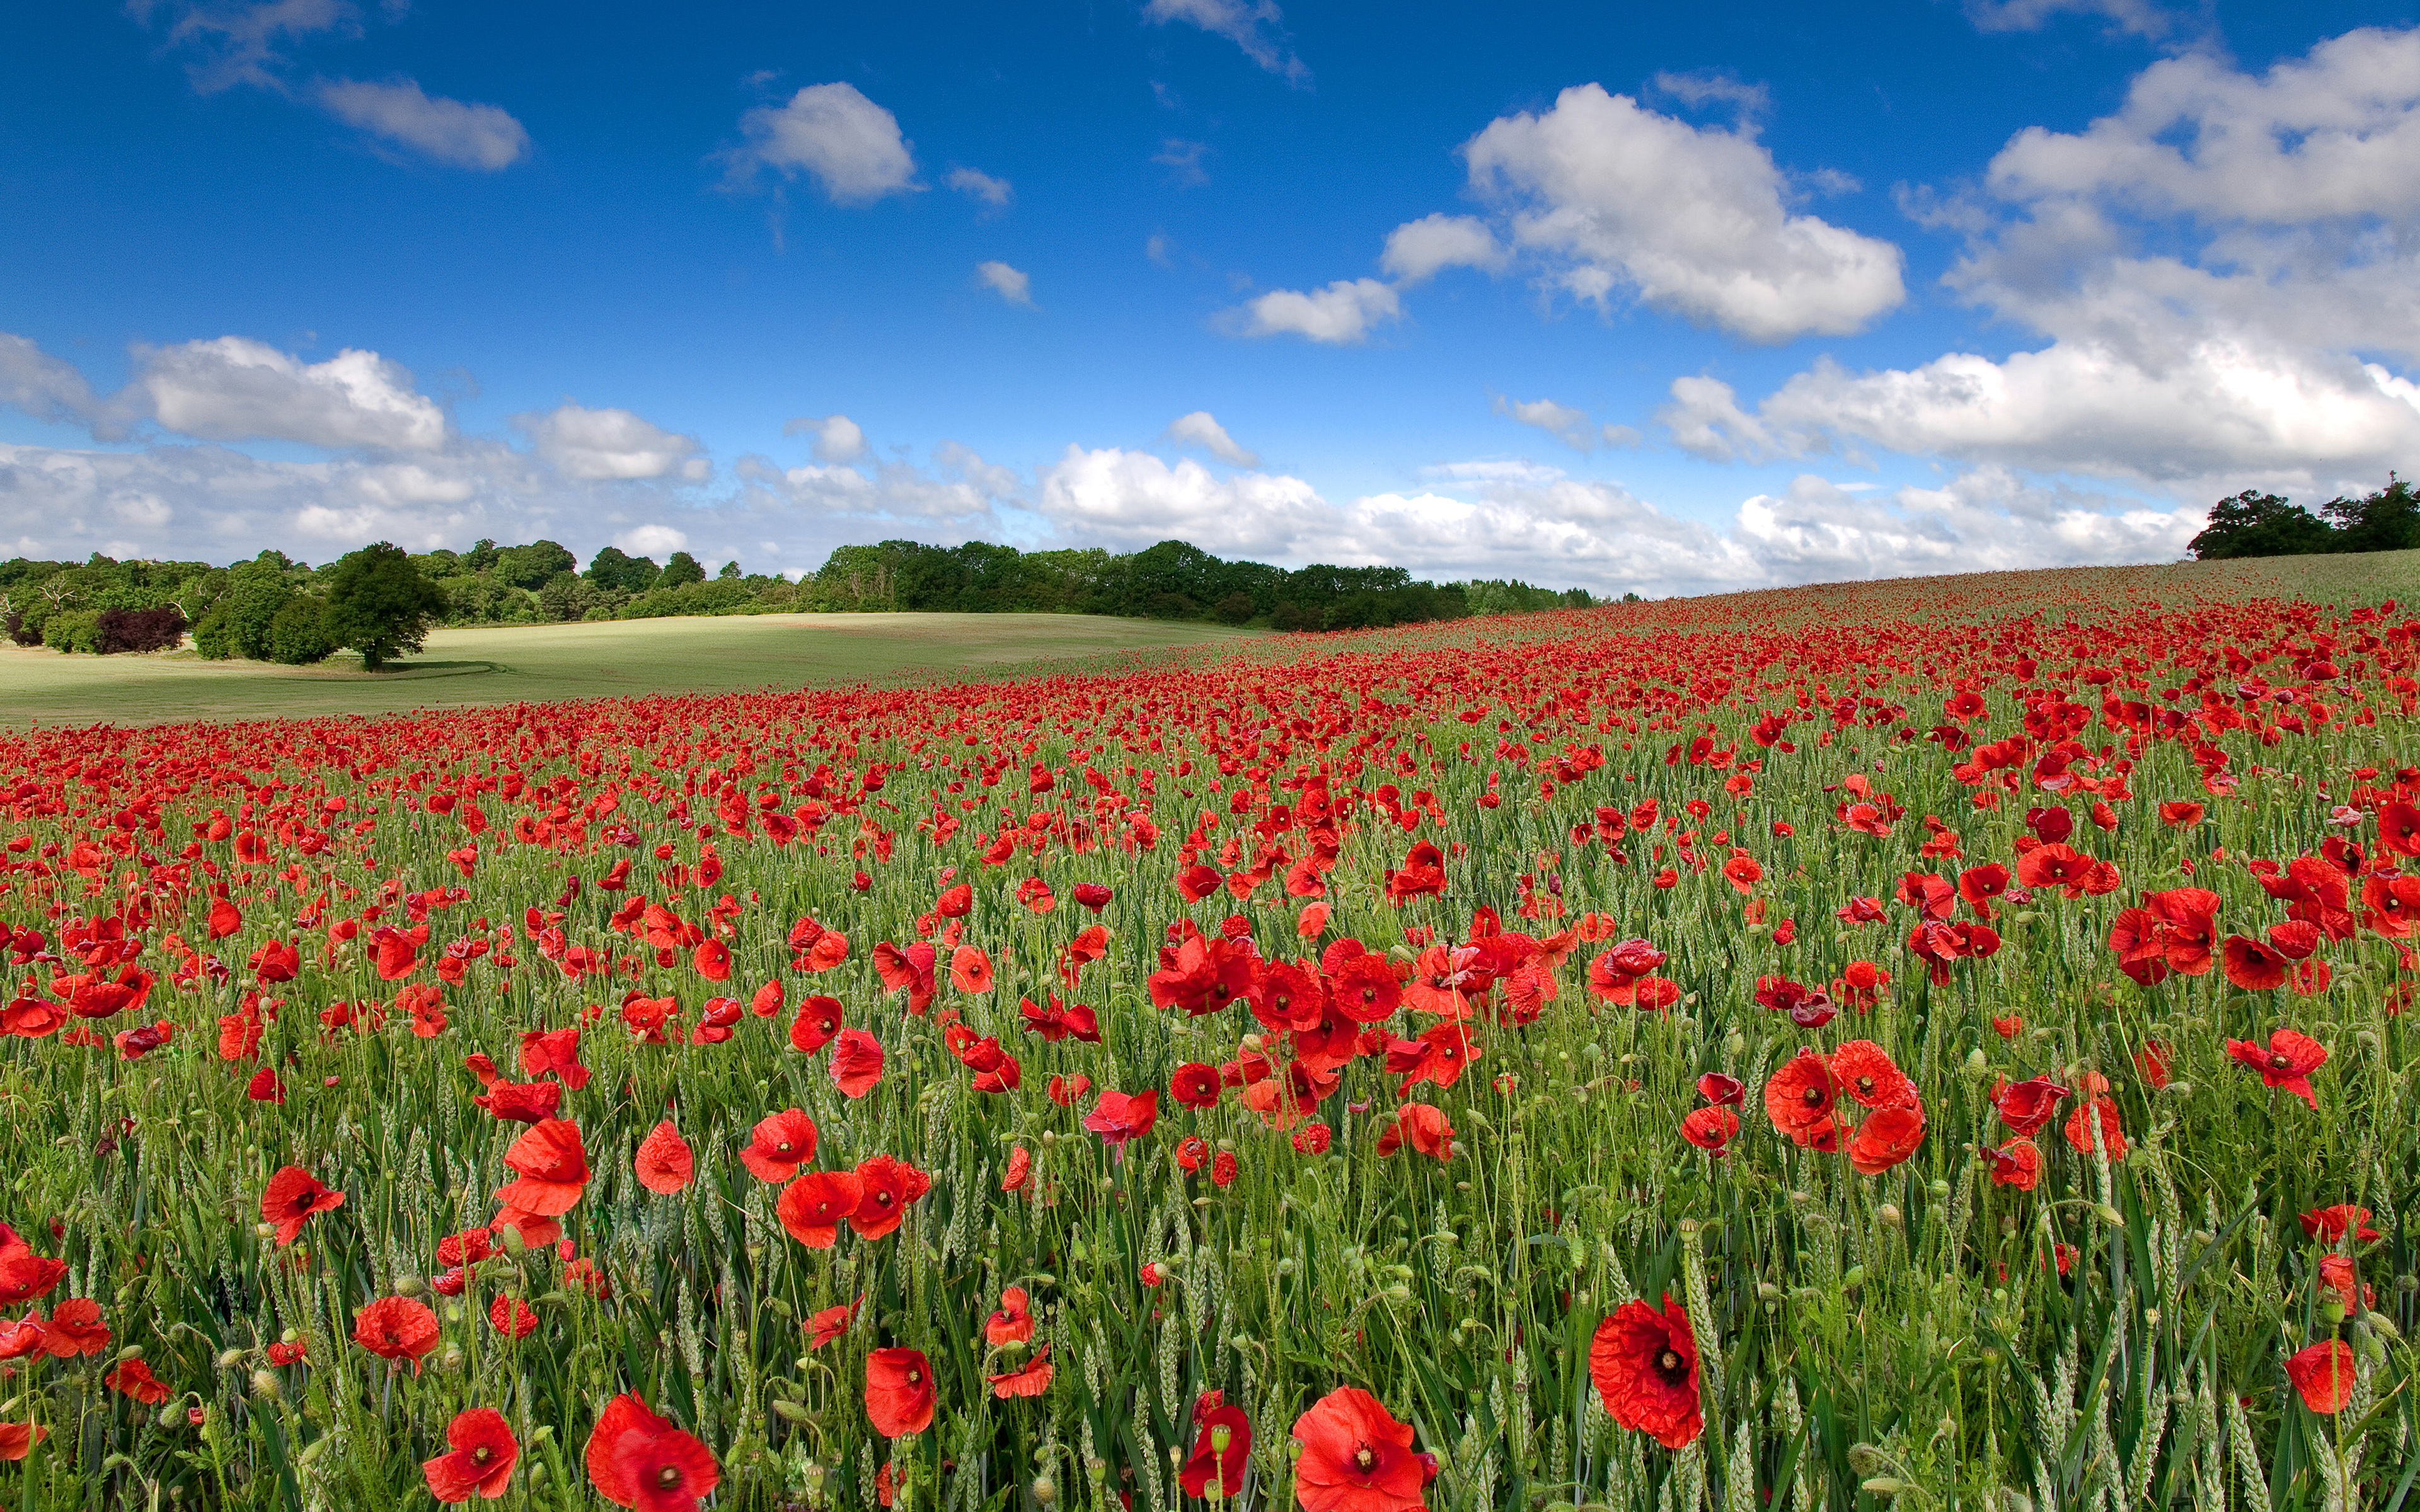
<box><xmin>985</xmin><ymin>1286</ymin><xmax>1034</xmax><ymax>1345</ymax></box>
<box><xmin>0</xmin><ymin>1424</ymin><xmax>43</xmax><ymax>1461</ymax></box>
<box><xmin>2377</xmin><ymin>799</ymin><xmax>2420</xmax><ymax>858</ymax></box>
<box><xmin>740</xmin><ymin>1109</ymin><xmax>819</xmax><ymax>1183</ymax></box>
<box><xmin>493</xmin><ymin>1118</ymin><xmax>589</xmax><ymax>1217</ymax></box>
<box><xmin>775</xmin><ymin>1172</ymin><xmax>863</xmax><ymax>1249</ymax></box>
<box><xmin>1680</xmin><ymin>1106</ymin><xmax>1739</xmax><ymax>1154</ymax></box>
<box><xmin>352</xmin><ymin>1295</ymin><xmax>440</xmax><ymax>1372</ymax></box>
<box><xmin>103</xmin><ymin>1357</ymin><xmax>169</xmax><ymax>1404</ymax></box>
<box><xmin>1000</xmin><ymin>1145</ymin><xmax>1032</xmax><ymax>1192</ymax></box>
<box><xmin>2063</xmin><ymin>1095</ymin><xmax>2127</xmax><ymax>1162</ymax></box>
<box><xmin>260</xmin><ymin>1166</ymin><xmax>346</xmax><ymax>1247</ymax></box>
<box><xmin>848</xmin><ymin>1155</ymin><xmax>933</xmax><ymax>1240</ymax></box>
<box><xmin>2221</xmin><ymin>934</ymin><xmax>2289</xmax><ymax>990</ymax></box>
<box><xmin>40</xmin><ymin>1298</ymin><xmax>110</xmax><ymax>1358</ymax></box>
<box><xmin>1374</xmin><ymin>1102</ymin><xmax>1453</xmax><ymax>1162</ymax></box>
<box><xmin>1991</xmin><ymin>1077</ymin><xmax>2070</xmax><ymax>1137</ymax></box>
<box><xmin>1180</xmin><ymin>1392</ymin><xmax>1253</xmax><ymax>1499</ymax></box>
<box><xmin>585</xmin><ymin>1393</ymin><xmax>718</xmax><ymax>1512</ymax></box>
<box><xmin>2286</xmin><ymin>1340</ymin><xmax>2356</xmax><ymax>1414</ymax></box>
<box><xmin>1763</xmin><ymin>1050</ymin><xmax>1836</xmax><ymax>1147</ymax></box>
<box><xmin>865</xmin><ymin>1347</ymin><xmax>937</xmax><ymax>1437</ymax></box>
<box><xmin>988</xmin><ymin>1343</ymin><xmax>1054</xmax><ymax>1398</ymax></box>
<box><xmin>1847</xmin><ymin>1103</ymin><xmax>1925</xmax><ymax>1175</ymax></box>
<box><xmin>488</xmin><ymin>1295</ymin><xmax>538</xmax><ymax>1339</ymax></box>
<box><xmin>423</xmin><ymin>1406</ymin><xmax>519</xmax><ymax>1503</ymax></box>
<box><xmin>1980</xmin><ymin>1137</ymin><xmax>2041</xmax><ymax>1191</ymax></box>
<box><xmin>1829</xmin><ymin>1041</ymin><xmax>1915</xmax><ymax>1109</ymax></box>
<box><xmin>805</xmin><ymin>1295</ymin><xmax>860</xmax><ymax>1349</ymax></box>
<box><xmin>2225</xmin><ymin>1028</ymin><xmax>2328</xmax><ymax>1108</ymax></box>
<box><xmin>788</xmin><ymin>996</ymin><xmax>843</xmax><ymax>1053</ymax></box>
<box><xmin>1081</xmin><ymin>1089</ymin><xmax>1160</xmax><ymax>1147</ymax></box>
<box><xmin>1696</xmin><ymin>1072</ymin><xmax>1744</xmax><ymax>1106</ymax></box>
<box><xmin>1291</xmin><ymin>1387</ymin><xmax>1428</xmax><ymax>1512</ymax></box>
<box><xmin>1170</xmin><ymin>1062</ymin><xmax>1222</xmax><ymax>1111</ymax></box>
<box><xmin>1073</xmin><ymin>883</ymin><xmax>1114</xmax><ymax>911</ymax></box>
<box><xmin>829</xmin><ymin>1029</ymin><xmax>886</xmax><ymax>1099</ymax></box>
<box><xmin>949</xmin><ymin>944</ymin><xmax>994</xmax><ymax>993</ymax></box>
<box><xmin>476</xmin><ymin>1080</ymin><xmax>563</xmax><ymax>1125</ymax></box>
<box><xmin>633</xmin><ymin>1121</ymin><xmax>694</xmax><ymax>1194</ymax></box>
<box><xmin>1589</xmin><ymin>1293</ymin><xmax>1701</xmax><ymax>1450</ymax></box>
<box><xmin>2299</xmin><ymin>1205</ymin><xmax>2381</xmax><ymax>1244</ymax></box>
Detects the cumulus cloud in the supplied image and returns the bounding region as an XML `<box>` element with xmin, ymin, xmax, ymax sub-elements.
<box><xmin>1494</xmin><ymin>396</ymin><xmax>1599</xmax><ymax>452</ymax></box>
<box><xmin>517</xmin><ymin>403</ymin><xmax>708</xmax><ymax>482</ymax></box>
<box><xmin>1461</xmin><ymin>84</ymin><xmax>1905</xmax><ymax>341</ymax></box>
<box><xmin>1164</xmin><ymin>411</ymin><xmax>1259</xmax><ymax>466</ymax></box>
<box><xmin>1231</xmin><ymin>278</ymin><xmax>1402</xmax><ymax>343</ymax></box>
<box><xmin>976</xmin><ymin>260</ymin><xmax>1036</xmax><ymax>307</ymax></box>
<box><xmin>615</xmin><ymin>523</ymin><xmax>688</xmax><ymax>557</ymax></box>
<box><xmin>783</xmin><ymin>414</ymin><xmax>868</xmax><ymax>464</ymax></box>
<box><xmin>316</xmin><ymin>77</ymin><xmax>531</xmax><ymax>170</ymax></box>
<box><xmin>1695</xmin><ymin>27</ymin><xmax>2420</xmax><ymax>490</ymax></box>
<box><xmin>135</xmin><ymin>336</ymin><xmax>450</xmax><ymax>451</ymax></box>
<box><xmin>1380</xmin><ymin>214</ymin><xmax>1506</xmax><ymax>285</ymax></box>
<box><xmin>729</xmin><ymin>83</ymin><xmax>919</xmax><ymax>203</ymax></box>
<box><xmin>1141</xmin><ymin>0</ymin><xmax>1308</xmax><ymax>84</ymax></box>
<box><xmin>1651</xmin><ymin>69</ymin><xmax>1770</xmax><ymax>121</ymax></box>
<box><xmin>736</xmin><ymin>442</ymin><xmax>1020</xmax><ymax>529</ymax></box>
<box><xmin>0</xmin><ymin>335</ymin><xmax>103</xmax><ymax>428</ymax></box>
<box><xmin>947</xmin><ymin>167</ymin><xmax>1013</xmax><ymax>207</ymax></box>
<box><xmin>1037</xmin><ymin>447</ymin><xmax>1325</xmax><ymax>554</ymax></box>
<box><xmin>1657</xmin><ymin>376</ymin><xmax>1792</xmax><ymax>464</ymax></box>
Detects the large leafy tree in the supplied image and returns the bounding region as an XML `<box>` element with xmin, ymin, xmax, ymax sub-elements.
<box><xmin>323</xmin><ymin>542</ymin><xmax>448</xmax><ymax>672</ymax></box>
<box><xmin>2188</xmin><ymin>490</ymin><xmax>2338</xmax><ymax>559</ymax></box>
<box><xmin>2324</xmin><ymin>473</ymin><xmax>2418</xmax><ymax>554</ymax></box>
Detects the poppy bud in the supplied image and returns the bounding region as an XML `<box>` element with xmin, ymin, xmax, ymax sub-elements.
<box><xmin>1724</xmin><ymin>1031</ymin><xmax>1745</xmax><ymax>1058</ymax></box>
<box><xmin>1964</xmin><ymin>1049</ymin><xmax>1988</xmax><ymax>1077</ymax></box>
<box><xmin>773</xmin><ymin>1400</ymin><xmax>812</xmax><ymax>1424</ymax></box>
<box><xmin>2160</xmin><ymin>1081</ymin><xmax>2192</xmax><ymax>1097</ymax></box>
<box><xmin>1032</xmin><ymin>1477</ymin><xmax>1057</xmax><ymax>1506</ymax></box>
<box><xmin>253</xmin><ymin>1222</ymin><xmax>277</xmax><ymax>1240</ymax></box>
<box><xmin>393</xmin><ymin>1274</ymin><xmax>425</xmax><ymax>1298</ymax></box>
<box><xmin>216</xmin><ymin>1348</ymin><xmax>245</xmax><ymax>1370</ymax></box>
<box><xmin>157</xmin><ymin>1402</ymin><xmax>185</xmax><ymax>1431</ymax></box>
<box><xmin>1876</xmin><ymin>1203</ymin><xmax>1902</xmax><ymax>1228</ymax></box>
<box><xmin>296</xmin><ymin>1438</ymin><xmax>330</xmax><ymax>1467</ymax></box>
<box><xmin>439</xmin><ymin>1344</ymin><xmax>465</xmax><ymax>1372</ymax></box>
<box><xmin>250</xmin><ymin>1370</ymin><xmax>280</xmax><ymax>1402</ymax></box>
<box><xmin>2093</xmin><ymin>1205</ymin><xmax>2124</xmax><ymax>1228</ymax></box>
<box><xmin>497</xmin><ymin>1225</ymin><xmax>527</xmax><ymax>1255</ymax></box>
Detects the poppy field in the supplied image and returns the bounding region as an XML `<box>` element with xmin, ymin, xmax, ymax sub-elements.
<box><xmin>2</xmin><ymin>558</ymin><xmax>2417</xmax><ymax>1510</ymax></box>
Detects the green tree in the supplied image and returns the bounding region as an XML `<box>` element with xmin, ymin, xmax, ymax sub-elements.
<box><xmin>717</xmin><ymin>558</ymin><xmax>743</xmax><ymax>581</ymax></box>
<box><xmin>2188</xmin><ymin>491</ymin><xmax>2337</xmax><ymax>559</ymax></box>
<box><xmin>493</xmin><ymin>539</ymin><xmax>577</xmax><ymax>589</ymax></box>
<box><xmin>266</xmin><ymin>597</ymin><xmax>337</xmax><ymax>665</ymax></box>
<box><xmin>194</xmin><ymin>562</ymin><xmax>298</xmax><ymax>660</ymax></box>
<box><xmin>2323</xmin><ymin>473</ymin><xmax>2419</xmax><ymax>554</ymax></box>
<box><xmin>585</xmin><ymin>546</ymin><xmax>660</xmax><ymax>594</ymax></box>
<box><xmin>657</xmin><ymin>551</ymin><xmax>706</xmax><ymax>589</ymax></box>
<box><xmin>323</xmin><ymin>542</ymin><xmax>448</xmax><ymax>671</ymax></box>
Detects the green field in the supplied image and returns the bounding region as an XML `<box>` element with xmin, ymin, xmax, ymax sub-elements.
<box><xmin>0</xmin><ymin>612</ymin><xmax>1262</xmax><ymax>727</ymax></box>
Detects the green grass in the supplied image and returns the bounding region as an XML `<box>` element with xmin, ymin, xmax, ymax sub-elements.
<box><xmin>0</xmin><ymin>612</ymin><xmax>1262</xmax><ymax>728</ymax></box>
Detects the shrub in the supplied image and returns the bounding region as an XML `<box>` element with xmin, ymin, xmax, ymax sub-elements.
<box><xmin>265</xmin><ymin>598</ymin><xmax>337</xmax><ymax>665</ymax></box>
<box><xmin>95</xmin><ymin>606</ymin><xmax>187</xmax><ymax>653</ymax></box>
<box><xmin>43</xmin><ymin>610</ymin><xmax>103</xmax><ymax>653</ymax></box>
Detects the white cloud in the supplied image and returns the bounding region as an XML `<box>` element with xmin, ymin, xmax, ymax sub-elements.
<box><xmin>517</xmin><ymin>403</ymin><xmax>707</xmax><ymax>482</ymax></box>
<box><xmin>1231</xmin><ymin>278</ymin><xmax>1402</xmax><ymax>344</ymax></box>
<box><xmin>1462</xmin><ymin>83</ymin><xmax>1905</xmax><ymax>341</ymax></box>
<box><xmin>1964</xmin><ymin>0</ymin><xmax>2188</xmax><ymax>41</ymax></box>
<box><xmin>1037</xmin><ymin>446</ymin><xmax>1324</xmax><ymax>554</ymax></box>
<box><xmin>1657</xmin><ymin>376</ymin><xmax>1791</xmax><ymax>464</ymax></box>
<box><xmin>316</xmin><ymin>77</ymin><xmax>530</xmax><ymax>169</ymax></box>
<box><xmin>737</xmin><ymin>443</ymin><xmax>1019</xmax><ymax>528</ymax></box>
<box><xmin>976</xmin><ymin>261</ymin><xmax>1035</xmax><ymax>307</ymax></box>
<box><xmin>1704</xmin><ymin>27</ymin><xmax>2420</xmax><ymax>488</ymax></box>
<box><xmin>729</xmin><ymin>83</ymin><xmax>919</xmax><ymax>203</ymax></box>
<box><xmin>783</xmin><ymin>414</ymin><xmax>868</xmax><ymax>464</ymax></box>
<box><xmin>1494</xmin><ymin>396</ymin><xmax>1599</xmax><ymax>452</ymax></box>
<box><xmin>1164</xmin><ymin>411</ymin><xmax>1259</xmax><ymax>466</ymax></box>
<box><xmin>0</xmin><ymin>334</ymin><xmax>103</xmax><ymax>428</ymax></box>
<box><xmin>946</xmin><ymin>167</ymin><xmax>1013</xmax><ymax>207</ymax></box>
<box><xmin>615</xmin><ymin>523</ymin><xmax>688</xmax><ymax>558</ymax></box>
<box><xmin>1651</xmin><ymin>70</ymin><xmax>1770</xmax><ymax>121</ymax></box>
<box><xmin>134</xmin><ymin>0</ymin><xmax>355</xmax><ymax>94</ymax></box>
<box><xmin>1146</xmin><ymin>232</ymin><xmax>1173</xmax><ymax>266</ymax></box>
<box><xmin>1141</xmin><ymin>0</ymin><xmax>1307</xmax><ymax>84</ymax></box>
<box><xmin>136</xmin><ymin>336</ymin><xmax>449</xmax><ymax>451</ymax></box>
<box><xmin>1380</xmin><ymin>214</ymin><xmax>1506</xmax><ymax>285</ymax></box>
<box><xmin>1153</xmin><ymin>139</ymin><xmax>1211</xmax><ymax>186</ymax></box>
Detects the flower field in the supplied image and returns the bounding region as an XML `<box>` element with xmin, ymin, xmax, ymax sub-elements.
<box><xmin>1</xmin><ymin>560</ymin><xmax>2417</xmax><ymax>1510</ymax></box>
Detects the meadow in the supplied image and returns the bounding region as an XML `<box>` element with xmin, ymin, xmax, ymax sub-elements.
<box><xmin>0</xmin><ymin>613</ymin><xmax>1260</xmax><ymax>729</ymax></box>
<box><xmin>0</xmin><ymin>551</ymin><xmax>2415</xmax><ymax>1511</ymax></box>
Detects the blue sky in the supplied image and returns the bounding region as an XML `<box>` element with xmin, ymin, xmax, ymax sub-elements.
<box><xmin>3</xmin><ymin>0</ymin><xmax>2416</xmax><ymax>595</ymax></box>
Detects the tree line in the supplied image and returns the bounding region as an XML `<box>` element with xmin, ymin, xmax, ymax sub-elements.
<box><xmin>0</xmin><ymin>535</ymin><xmax>1605</xmax><ymax>664</ymax></box>
<box><xmin>2189</xmin><ymin>473</ymin><xmax>2416</xmax><ymax>559</ymax></box>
